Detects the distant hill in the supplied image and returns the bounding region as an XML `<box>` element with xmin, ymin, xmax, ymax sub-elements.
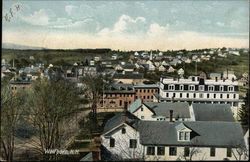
<box><xmin>2</xmin><ymin>43</ymin><xmax>46</xmax><ymax>50</ymax></box>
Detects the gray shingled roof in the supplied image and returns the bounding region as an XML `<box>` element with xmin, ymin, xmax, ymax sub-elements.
<box><xmin>103</xmin><ymin>111</ymin><xmax>140</xmax><ymax>134</ymax></box>
<box><xmin>143</xmin><ymin>102</ymin><xmax>190</xmax><ymax>118</ymax></box>
<box><xmin>139</xmin><ymin>121</ymin><xmax>245</xmax><ymax>147</ymax></box>
<box><xmin>80</xmin><ymin>152</ymin><xmax>93</xmax><ymax>161</ymax></box>
<box><xmin>192</xmin><ymin>103</ymin><xmax>234</xmax><ymax>122</ymax></box>
<box><xmin>104</xmin><ymin>83</ymin><xmax>135</xmax><ymax>93</ymax></box>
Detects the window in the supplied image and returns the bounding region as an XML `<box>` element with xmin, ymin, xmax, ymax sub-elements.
<box><xmin>129</xmin><ymin>139</ymin><xmax>137</xmax><ymax>148</ymax></box>
<box><xmin>151</xmin><ymin>96</ymin><xmax>153</xmax><ymax>99</ymax></box>
<box><xmin>141</xmin><ymin>116</ymin><xmax>144</xmax><ymax>119</ymax></box>
<box><xmin>199</xmin><ymin>85</ymin><xmax>204</xmax><ymax>91</ymax></box>
<box><xmin>122</xmin><ymin>128</ymin><xmax>126</xmax><ymax>134</ymax></box>
<box><xmin>141</xmin><ymin>108</ymin><xmax>143</xmax><ymax>111</ymax></box>
<box><xmin>157</xmin><ymin>147</ymin><xmax>165</xmax><ymax>155</ymax></box>
<box><xmin>187</xmin><ymin>93</ymin><xmax>189</xmax><ymax>98</ymax></box>
<box><xmin>199</xmin><ymin>93</ymin><xmax>203</xmax><ymax>98</ymax></box>
<box><xmin>179</xmin><ymin>132</ymin><xmax>190</xmax><ymax>141</ymax></box>
<box><xmin>220</xmin><ymin>94</ymin><xmax>223</xmax><ymax>98</ymax></box>
<box><xmin>220</xmin><ymin>86</ymin><xmax>224</xmax><ymax>91</ymax></box>
<box><xmin>140</xmin><ymin>89</ymin><xmax>142</xmax><ymax>93</ymax></box>
<box><xmin>110</xmin><ymin>100</ymin><xmax>115</xmax><ymax>104</ymax></box>
<box><xmin>228</xmin><ymin>86</ymin><xmax>234</xmax><ymax>92</ymax></box>
<box><xmin>208</xmin><ymin>86</ymin><xmax>214</xmax><ymax>91</ymax></box>
<box><xmin>180</xmin><ymin>93</ymin><xmax>182</xmax><ymax>98</ymax></box>
<box><xmin>193</xmin><ymin>93</ymin><xmax>196</xmax><ymax>98</ymax></box>
<box><xmin>169</xmin><ymin>84</ymin><xmax>175</xmax><ymax>90</ymax></box>
<box><xmin>189</xmin><ymin>85</ymin><xmax>195</xmax><ymax>91</ymax></box>
<box><xmin>210</xmin><ymin>147</ymin><xmax>216</xmax><ymax>157</ymax></box>
<box><xmin>234</xmin><ymin>94</ymin><xmax>236</xmax><ymax>98</ymax></box>
<box><xmin>214</xmin><ymin>94</ymin><xmax>216</xmax><ymax>98</ymax></box>
<box><xmin>147</xmin><ymin>96</ymin><xmax>150</xmax><ymax>99</ymax></box>
<box><xmin>227</xmin><ymin>94</ymin><xmax>229</xmax><ymax>98</ymax></box>
<box><xmin>147</xmin><ymin>147</ymin><xmax>155</xmax><ymax>155</ymax></box>
<box><xmin>119</xmin><ymin>100</ymin><xmax>122</xmax><ymax>106</ymax></box>
<box><xmin>180</xmin><ymin>85</ymin><xmax>184</xmax><ymax>91</ymax></box>
<box><xmin>144</xmin><ymin>89</ymin><xmax>146</xmax><ymax>93</ymax></box>
<box><xmin>166</xmin><ymin>93</ymin><xmax>169</xmax><ymax>97</ymax></box>
<box><xmin>143</xmin><ymin>96</ymin><xmax>146</xmax><ymax>99</ymax></box>
<box><xmin>207</xmin><ymin>94</ymin><xmax>209</xmax><ymax>98</ymax></box>
<box><xmin>169</xmin><ymin>147</ymin><xmax>177</xmax><ymax>156</ymax></box>
<box><xmin>227</xmin><ymin>148</ymin><xmax>232</xmax><ymax>157</ymax></box>
<box><xmin>148</xmin><ymin>89</ymin><xmax>150</xmax><ymax>93</ymax></box>
<box><xmin>151</xmin><ymin>89</ymin><xmax>154</xmax><ymax>93</ymax></box>
<box><xmin>135</xmin><ymin>90</ymin><xmax>138</xmax><ymax>92</ymax></box>
<box><xmin>110</xmin><ymin>138</ymin><xmax>115</xmax><ymax>147</ymax></box>
<box><xmin>173</xmin><ymin>93</ymin><xmax>176</xmax><ymax>97</ymax></box>
<box><xmin>184</xmin><ymin>132</ymin><xmax>190</xmax><ymax>140</ymax></box>
<box><xmin>135</xmin><ymin>96</ymin><xmax>138</xmax><ymax>99</ymax></box>
<box><xmin>184</xmin><ymin>147</ymin><xmax>190</xmax><ymax>157</ymax></box>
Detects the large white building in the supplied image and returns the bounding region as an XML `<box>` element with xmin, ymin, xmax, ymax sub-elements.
<box><xmin>156</xmin><ymin>76</ymin><xmax>242</xmax><ymax>118</ymax></box>
<box><xmin>100</xmin><ymin>110</ymin><xmax>247</xmax><ymax>161</ymax></box>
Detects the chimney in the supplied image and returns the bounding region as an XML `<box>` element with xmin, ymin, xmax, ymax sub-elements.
<box><xmin>171</xmin><ymin>96</ymin><xmax>175</xmax><ymax>103</ymax></box>
<box><xmin>169</xmin><ymin>110</ymin><xmax>173</xmax><ymax>122</ymax></box>
<box><xmin>92</xmin><ymin>137</ymin><xmax>101</xmax><ymax>161</ymax></box>
<box><xmin>227</xmin><ymin>69</ymin><xmax>228</xmax><ymax>79</ymax></box>
<box><xmin>121</xmin><ymin>101</ymin><xmax>128</xmax><ymax>122</ymax></box>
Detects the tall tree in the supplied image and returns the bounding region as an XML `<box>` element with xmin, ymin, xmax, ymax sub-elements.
<box><xmin>1</xmin><ymin>82</ymin><xmax>26</xmax><ymax>162</ymax></box>
<box><xmin>27</xmin><ymin>78</ymin><xmax>80</xmax><ymax>160</ymax></box>
<box><xmin>81</xmin><ymin>73</ymin><xmax>113</xmax><ymax>119</ymax></box>
<box><xmin>238</xmin><ymin>90</ymin><xmax>249</xmax><ymax>126</ymax></box>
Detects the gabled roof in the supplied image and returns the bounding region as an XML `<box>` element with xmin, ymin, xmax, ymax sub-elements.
<box><xmin>143</xmin><ymin>102</ymin><xmax>190</xmax><ymax>118</ymax></box>
<box><xmin>103</xmin><ymin>111</ymin><xmax>140</xmax><ymax>135</ymax></box>
<box><xmin>122</xmin><ymin>64</ymin><xmax>135</xmax><ymax>69</ymax></box>
<box><xmin>192</xmin><ymin>103</ymin><xmax>234</xmax><ymax>122</ymax></box>
<box><xmin>209</xmin><ymin>73</ymin><xmax>221</xmax><ymax>77</ymax></box>
<box><xmin>139</xmin><ymin>121</ymin><xmax>245</xmax><ymax>147</ymax></box>
<box><xmin>175</xmin><ymin>123</ymin><xmax>191</xmax><ymax>131</ymax></box>
<box><xmin>128</xmin><ymin>99</ymin><xmax>142</xmax><ymax>113</ymax></box>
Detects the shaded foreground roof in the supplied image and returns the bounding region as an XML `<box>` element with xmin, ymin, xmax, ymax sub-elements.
<box><xmin>103</xmin><ymin>111</ymin><xmax>140</xmax><ymax>134</ymax></box>
<box><xmin>139</xmin><ymin>121</ymin><xmax>245</xmax><ymax>147</ymax></box>
<box><xmin>138</xmin><ymin>121</ymin><xmax>244</xmax><ymax>147</ymax></box>
<box><xmin>192</xmin><ymin>103</ymin><xmax>234</xmax><ymax>122</ymax></box>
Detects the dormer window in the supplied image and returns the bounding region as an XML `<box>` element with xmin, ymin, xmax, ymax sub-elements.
<box><xmin>176</xmin><ymin>123</ymin><xmax>192</xmax><ymax>142</ymax></box>
<box><xmin>220</xmin><ymin>86</ymin><xmax>224</xmax><ymax>91</ymax></box>
<box><xmin>189</xmin><ymin>85</ymin><xmax>195</xmax><ymax>91</ymax></box>
<box><xmin>169</xmin><ymin>84</ymin><xmax>175</xmax><ymax>90</ymax></box>
<box><xmin>208</xmin><ymin>85</ymin><xmax>214</xmax><ymax>91</ymax></box>
<box><xmin>199</xmin><ymin>85</ymin><xmax>204</xmax><ymax>91</ymax></box>
<box><xmin>180</xmin><ymin>85</ymin><xmax>184</xmax><ymax>91</ymax></box>
<box><xmin>178</xmin><ymin>131</ymin><xmax>190</xmax><ymax>141</ymax></box>
<box><xmin>228</xmin><ymin>86</ymin><xmax>234</xmax><ymax>92</ymax></box>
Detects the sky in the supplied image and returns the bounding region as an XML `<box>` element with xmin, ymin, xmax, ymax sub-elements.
<box><xmin>2</xmin><ymin>0</ymin><xmax>249</xmax><ymax>50</ymax></box>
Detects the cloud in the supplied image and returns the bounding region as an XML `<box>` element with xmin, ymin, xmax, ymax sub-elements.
<box><xmin>216</xmin><ymin>22</ymin><xmax>225</xmax><ymax>27</ymax></box>
<box><xmin>98</xmin><ymin>14</ymin><xmax>146</xmax><ymax>36</ymax></box>
<box><xmin>21</xmin><ymin>9</ymin><xmax>54</xmax><ymax>26</ymax></box>
<box><xmin>147</xmin><ymin>23</ymin><xmax>169</xmax><ymax>37</ymax></box>
<box><xmin>49</xmin><ymin>18</ymin><xmax>98</xmax><ymax>31</ymax></box>
<box><xmin>65</xmin><ymin>5</ymin><xmax>78</xmax><ymax>16</ymax></box>
<box><xmin>230</xmin><ymin>20</ymin><xmax>240</xmax><ymax>28</ymax></box>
